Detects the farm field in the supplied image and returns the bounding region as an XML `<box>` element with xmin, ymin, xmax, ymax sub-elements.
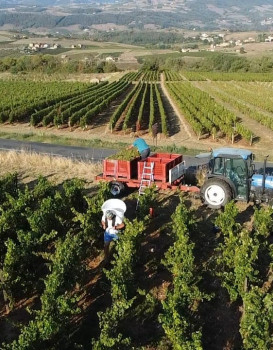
<box><xmin>0</xmin><ymin>153</ymin><xmax>272</xmax><ymax>349</ymax></box>
<box><xmin>1</xmin><ymin>70</ymin><xmax>273</xmax><ymax>160</ymax></box>
<box><xmin>0</xmin><ymin>32</ymin><xmax>174</xmax><ymax>65</ymax></box>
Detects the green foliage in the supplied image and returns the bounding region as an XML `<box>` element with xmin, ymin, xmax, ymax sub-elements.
<box><xmin>137</xmin><ymin>82</ymin><xmax>148</xmax><ymax>128</ymax></box>
<box><xmin>148</xmin><ymin>83</ymin><xmax>155</xmax><ymax>132</ymax></box>
<box><xmin>154</xmin><ymin>83</ymin><xmax>168</xmax><ymax>136</ymax></box>
<box><xmin>253</xmin><ymin>206</ymin><xmax>273</xmax><ymax>237</ymax></box>
<box><xmin>122</xmin><ymin>82</ymin><xmax>143</xmax><ymax>131</ymax></box>
<box><xmin>93</xmin><ymin>218</ymin><xmax>146</xmax><ymax>348</ymax></box>
<box><xmin>136</xmin><ymin>184</ymin><xmax>158</xmax><ymax>220</ymax></box>
<box><xmin>0</xmin><ymin>80</ymin><xmax>91</xmax><ymax>125</ymax></box>
<box><xmin>165</xmin><ymin>80</ymin><xmax>251</xmax><ymax>142</ymax></box>
<box><xmin>0</xmin><ymin>79</ymin><xmax>130</xmax><ymax>128</ymax></box>
<box><xmin>0</xmin><ymin>176</ymin><xmax>89</xmax><ymax>310</ymax></box>
<box><xmin>2</xmin><ymin>232</ymin><xmax>83</xmax><ymax>350</ymax></box>
<box><xmin>32</xmin><ymin>176</ymin><xmax>55</xmax><ymax>200</ymax></box>
<box><xmin>1</xmin><ymin>169</ymin><xmax>273</xmax><ymax>349</ymax></box>
<box><xmin>0</xmin><ymin>54</ymin><xmax>118</xmax><ymax>74</ymax></box>
<box><xmin>240</xmin><ymin>286</ymin><xmax>273</xmax><ymax>350</ymax></box>
<box><xmin>92</xmin><ymin>30</ymin><xmax>185</xmax><ymax>46</ymax></box>
<box><xmin>159</xmin><ymin>196</ymin><xmax>210</xmax><ymax>349</ymax></box>
<box><xmin>0</xmin><ymin>173</ymin><xmax>18</xmax><ymax>204</ymax></box>
<box><xmin>73</xmin><ymin>181</ymin><xmax>111</xmax><ymax>242</ymax></box>
<box><xmin>78</xmin><ymin>80</ymin><xmax>129</xmax><ymax>128</ymax></box>
<box><xmin>107</xmin><ymin>148</ymin><xmax>139</xmax><ymax>161</ymax></box>
<box><xmin>0</xmin><ymin>187</ymin><xmax>34</xmax><ymax>242</ymax></box>
<box><xmin>109</xmin><ymin>83</ymin><xmax>138</xmax><ymax>130</ymax></box>
<box><xmin>200</xmin><ymin>79</ymin><xmax>273</xmax><ymax>132</ymax></box>
<box><xmin>93</xmin><ymin>186</ymin><xmax>158</xmax><ymax>348</ymax></box>
<box><xmin>215</xmin><ymin>201</ymin><xmax>265</xmax><ymax>302</ymax></box>
<box><xmin>134</xmin><ymin>288</ymin><xmax>159</xmax><ymax>320</ymax></box>
<box><xmin>215</xmin><ymin>202</ymin><xmax>273</xmax><ymax>347</ymax></box>
<box><xmin>0</xmin><ymin>176</ymin><xmax>113</xmax><ymax>349</ymax></box>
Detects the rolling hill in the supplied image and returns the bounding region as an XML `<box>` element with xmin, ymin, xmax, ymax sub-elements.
<box><xmin>0</xmin><ymin>0</ymin><xmax>273</xmax><ymax>32</ymax></box>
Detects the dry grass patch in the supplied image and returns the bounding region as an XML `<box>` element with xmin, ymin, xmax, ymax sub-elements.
<box><xmin>0</xmin><ymin>151</ymin><xmax>102</xmax><ymax>185</ymax></box>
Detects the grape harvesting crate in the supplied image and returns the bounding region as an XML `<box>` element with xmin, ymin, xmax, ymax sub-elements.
<box><xmin>97</xmin><ymin>152</ymin><xmax>199</xmax><ymax>193</ymax></box>
<box><xmin>138</xmin><ymin>153</ymin><xmax>183</xmax><ymax>182</ymax></box>
<box><xmin>103</xmin><ymin>157</ymin><xmax>140</xmax><ymax>179</ymax></box>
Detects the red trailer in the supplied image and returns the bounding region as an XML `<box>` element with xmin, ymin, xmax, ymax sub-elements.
<box><xmin>96</xmin><ymin>152</ymin><xmax>200</xmax><ymax>196</ymax></box>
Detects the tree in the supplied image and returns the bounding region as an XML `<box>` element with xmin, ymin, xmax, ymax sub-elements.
<box><xmin>103</xmin><ymin>61</ymin><xmax>118</xmax><ymax>73</ymax></box>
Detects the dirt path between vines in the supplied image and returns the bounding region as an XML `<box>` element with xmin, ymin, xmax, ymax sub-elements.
<box><xmin>160</xmin><ymin>73</ymin><xmax>194</xmax><ymax>141</ymax></box>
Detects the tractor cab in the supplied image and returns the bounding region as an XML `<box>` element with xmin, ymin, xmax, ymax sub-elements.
<box><xmin>202</xmin><ymin>148</ymin><xmax>254</xmax><ymax>208</ymax></box>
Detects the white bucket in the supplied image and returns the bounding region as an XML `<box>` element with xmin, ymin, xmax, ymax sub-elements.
<box><xmin>101</xmin><ymin>199</ymin><xmax>127</xmax><ymax>219</ymax></box>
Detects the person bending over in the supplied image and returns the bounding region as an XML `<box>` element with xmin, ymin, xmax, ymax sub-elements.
<box><xmin>101</xmin><ymin>210</ymin><xmax>125</xmax><ymax>261</ymax></box>
<box><xmin>129</xmin><ymin>136</ymin><xmax>150</xmax><ymax>160</ymax></box>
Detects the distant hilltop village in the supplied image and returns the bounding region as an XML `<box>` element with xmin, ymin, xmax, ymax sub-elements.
<box><xmin>181</xmin><ymin>32</ymin><xmax>273</xmax><ymax>53</ymax></box>
<box><xmin>27</xmin><ymin>42</ymin><xmax>61</xmax><ymax>52</ymax></box>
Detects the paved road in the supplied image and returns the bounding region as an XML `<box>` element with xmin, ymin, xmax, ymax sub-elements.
<box><xmin>0</xmin><ymin>139</ymin><xmax>117</xmax><ymax>162</ymax></box>
<box><xmin>0</xmin><ymin>138</ymin><xmax>204</xmax><ymax>164</ymax></box>
<box><xmin>0</xmin><ymin>139</ymin><xmax>272</xmax><ymax>172</ymax></box>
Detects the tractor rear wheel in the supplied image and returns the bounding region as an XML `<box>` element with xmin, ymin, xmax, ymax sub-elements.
<box><xmin>110</xmin><ymin>181</ymin><xmax>126</xmax><ymax>197</ymax></box>
<box><xmin>201</xmin><ymin>178</ymin><xmax>232</xmax><ymax>209</ymax></box>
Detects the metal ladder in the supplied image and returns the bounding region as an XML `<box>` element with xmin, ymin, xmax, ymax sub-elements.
<box><xmin>136</xmin><ymin>161</ymin><xmax>154</xmax><ymax>210</ymax></box>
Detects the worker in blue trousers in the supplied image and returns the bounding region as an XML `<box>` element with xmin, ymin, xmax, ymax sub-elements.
<box><xmin>101</xmin><ymin>210</ymin><xmax>125</xmax><ymax>261</ymax></box>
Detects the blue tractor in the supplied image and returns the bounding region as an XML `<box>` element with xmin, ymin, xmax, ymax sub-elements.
<box><xmin>199</xmin><ymin>148</ymin><xmax>273</xmax><ymax>209</ymax></box>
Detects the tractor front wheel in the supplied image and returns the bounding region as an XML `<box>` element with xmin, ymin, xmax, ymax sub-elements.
<box><xmin>201</xmin><ymin>178</ymin><xmax>232</xmax><ymax>209</ymax></box>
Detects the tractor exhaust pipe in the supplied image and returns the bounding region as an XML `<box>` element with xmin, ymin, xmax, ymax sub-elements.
<box><xmin>262</xmin><ymin>155</ymin><xmax>269</xmax><ymax>195</ymax></box>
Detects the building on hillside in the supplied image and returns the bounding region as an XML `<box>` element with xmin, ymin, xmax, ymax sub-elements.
<box><xmin>71</xmin><ymin>43</ymin><xmax>83</xmax><ymax>49</ymax></box>
<box><xmin>207</xmin><ymin>44</ymin><xmax>215</xmax><ymax>51</ymax></box>
<box><xmin>265</xmin><ymin>35</ymin><xmax>273</xmax><ymax>42</ymax></box>
<box><xmin>261</xmin><ymin>18</ymin><xmax>273</xmax><ymax>26</ymax></box>
<box><xmin>90</xmin><ymin>78</ymin><xmax>100</xmax><ymax>83</ymax></box>
<box><xmin>106</xmin><ymin>56</ymin><xmax>115</xmax><ymax>62</ymax></box>
<box><xmin>216</xmin><ymin>42</ymin><xmax>230</xmax><ymax>47</ymax></box>
<box><xmin>181</xmin><ymin>48</ymin><xmax>200</xmax><ymax>52</ymax></box>
<box><xmin>243</xmin><ymin>37</ymin><xmax>255</xmax><ymax>43</ymax></box>
<box><xmin>201</xmin><ymin>36</ymin><xmax>214</xmax><ymax>42</ymax></box>
<box><xmin>28</xmin><ymin>42</ymin><xmax>53</xmax><ymax>51</ymax></box>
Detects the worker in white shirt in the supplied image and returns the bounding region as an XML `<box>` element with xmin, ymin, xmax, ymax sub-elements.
<box><xmin>101</xmin><ymin>210</ymin><xmax>125</xmax><ymax>260</ymax></box>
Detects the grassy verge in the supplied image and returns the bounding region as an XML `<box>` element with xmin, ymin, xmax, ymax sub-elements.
<box><xmin>0</xmin><ymin>131</ymin><xmax>128</xmax><ymax>149</ymax></box>
<box><xmin>0</xmin><ymin>150</ymin><xmax>102</xmax><ymax>185</ymax></box>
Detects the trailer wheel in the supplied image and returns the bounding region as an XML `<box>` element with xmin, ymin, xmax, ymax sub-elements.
<box><xmin>110</xmin><ymin>181</ymin><xmax>126</xmax><ymax>197</ymax></box>
<box><xmin>201</xmin><ymin>178</ymin><xmax>232</xmax><ymax>209</ymax></box>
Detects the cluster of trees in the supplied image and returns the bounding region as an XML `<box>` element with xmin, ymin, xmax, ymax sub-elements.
<box><xmin>0</xmin><ymin>55</ymin><xmax>118</xmax><ymax>74</ymax></box>
<box><xmin>0</xmin><ymin>10</ymin><xmax>207</xmax><ymax>31</ymax></box>
<box><xmin>143</xmin><ymin>53</ymin><xmax>273</xmax><ymax>73</ymax></box>
<box><xmin>91</xmin><ymin>31</ymin><xmax>186</xmax><ymax>47</ymax></box>
<box><xmin>0</xmin><ymin>12</ymin><xmax>60</xmax><ymax>28</ymax></box>
<box><xmin>65</xmin><ymin>7</ymin><xmax>102</xmax><ymax>15</ymax></box>
<box><xmin>1</xmin><ymin>0</ymin><xmax>272</xmax><ymax>32</ymax></box>
<box><xmin>2</xmin><ymin>51</ymin><xmax>273</xmax><ymax>75</ymax></box>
